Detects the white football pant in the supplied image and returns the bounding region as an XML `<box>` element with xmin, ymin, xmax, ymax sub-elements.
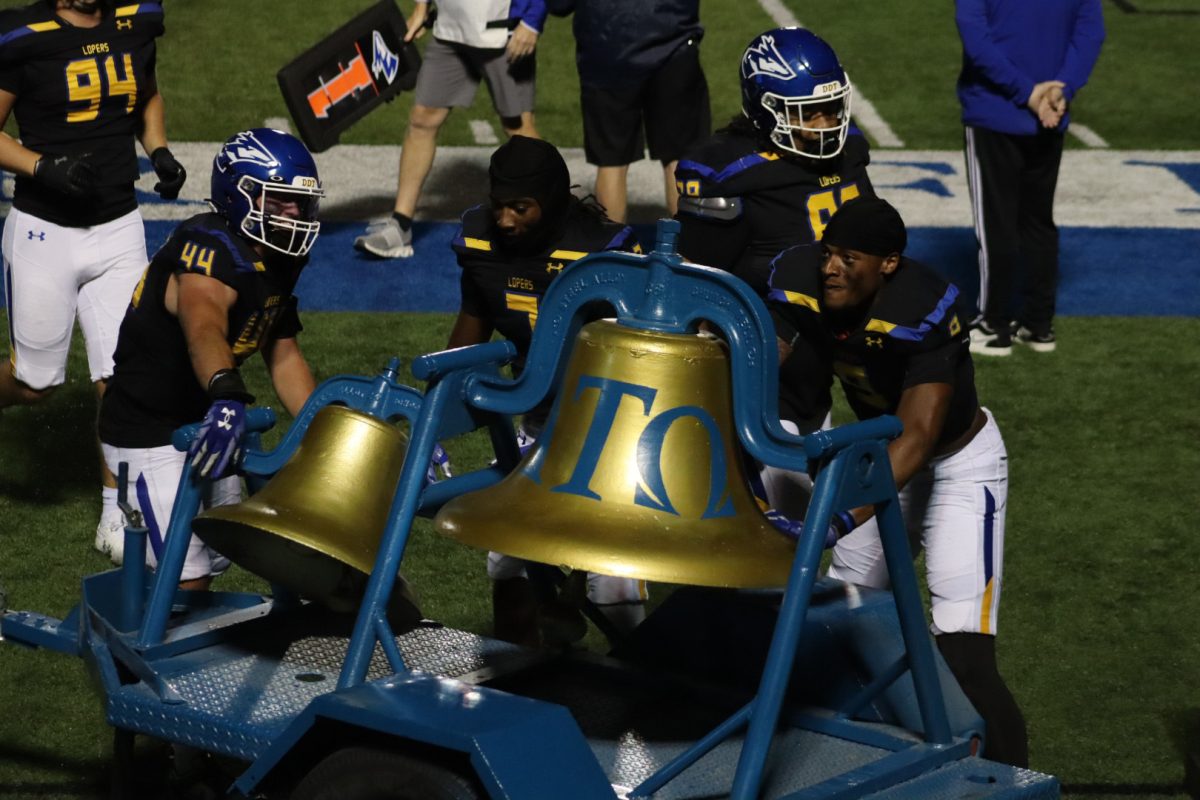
<box><xmin>826</xmin><ymin>408</ymin><xmax>1008</xmax><ymax>636</ymax></box>
<box><xmin>102</xmin><ymin>443</ymin><xmax>241</xmax><ymax>582</ymax></box>
<box><xmin>2</xmin><ymin>208</ymin><xmax>146</xmax><ymax>389</ymax></box>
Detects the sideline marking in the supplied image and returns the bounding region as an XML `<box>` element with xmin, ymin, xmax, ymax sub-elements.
<box><xmin>754</xmin><ymin>0</ymin><xmax>905</xmax><ymax>148</ymax></box>
<box><xmin>1069</xmin><ymin>123</ymin><xmax>1108</xmax><ymax>148</ymax></box>
<box><xmin>469</xmin><ymin>120</ymin><xmax>499</xmax><ymax>145</ymax></box>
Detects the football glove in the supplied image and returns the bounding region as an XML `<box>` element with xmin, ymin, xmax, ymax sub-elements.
<box><xmin>189</xmin><ymin>399</ymin><xmax>247</xmax><ymax>480</ymax></box>
<box><xmin>765</xmin><ymin>509</ymin><xmax>857</xmax><ymax>549</ymax></box>
<box><xmin>33</xmin><ymin>153</ymin><xmax>96</xmax><ymax>198</ymax></box>
<box><xmin>426</xmin><ymin>442</ymin><xmax>453</xmax><ymax>484</ymax></box>
<box><xmin>150</xmin><ymin>147</ymin><xmax>187</xmax><ymax>200</ymax></box>
<box><xmin>515</xmin><ymin>424</ymin><xmax>538</xmax><ymax>456</ymax></box>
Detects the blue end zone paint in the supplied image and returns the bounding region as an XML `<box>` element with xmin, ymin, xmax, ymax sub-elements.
<box><xmin>2</xmin><ymin>220</ymin><xmax>1196</xmax><ymax>315</ymax></box>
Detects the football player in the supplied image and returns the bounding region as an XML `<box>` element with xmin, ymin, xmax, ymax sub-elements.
<box><xmin>767</xmin><ymin>198</ymin><xmax>1028</xmax><ymax>768</ymax></box>
<box><xmin>675</xmin><ymin>27</ymin><xmax>873</xmax><ymax>299</ymax></box>
<box><xmin>675</xmin><ymin>26</ymin><xmax>873</xmax><ymax>467</ymax></box>
<box><xmin>447</xmin><ymin>135</ymin><xmax>646</xmax><ymax>646</ymax></box>
<box><xmin>0</xmin><ymin>0</ymin><xmax>187</xmax><ymax>559</ymax></box>
<box><xmin>98</xmin><ymin>129</ymin><xmax>323</xmax><ymax>591</ymax></box>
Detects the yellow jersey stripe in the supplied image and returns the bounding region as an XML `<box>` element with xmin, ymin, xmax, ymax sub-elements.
<box><xmin>979</xmin><ymin>577</ymin><xmax>995</xmax><ymax>635</ymax></box>
<box><xmin>114</xmin><ymin>5</ymin><xmax>142</xmax><ymax>17</ymax></box>
<box><xmin>783</xmin><ymin>291</ymin><xmax>820</xmax><ymax>312</ymax></box>
<box><xmin>865</xmin><ymin>319</ymin><xmax>897</xmax><ymax>334</ymax></box>
<box><xmin>27</xmin><ymin>21</ymin><xmax>61</xmax><ymax>32</ymax></box>
<box><xmin>463</xmin><ymin>237</ymin><xmax>492</xmax><ymax>251</ymax></box>
<box><xmin>548</xmin><ymin>249</ymin><xmax>588</xmax><ymax>260</ymax></box>
<box><xmin>252</xmin><ymin>261</ymin><xmax>266</xmax><ymax>273</ymax></box>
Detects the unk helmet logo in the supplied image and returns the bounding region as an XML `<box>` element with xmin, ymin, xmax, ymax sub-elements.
<box><xmin>742</xmin><ymin>34</ymin><xmax>796</xmax><ymax>81</ymax></box>
<box><xmin>371</xmin><ymin>30</ymin><xmax>400</xmax><ymax>84</ymax></box>
<box><xmin>220</xmin><ymin>132</ymin><xmax>279</xmax><ymax>171</ymax></box>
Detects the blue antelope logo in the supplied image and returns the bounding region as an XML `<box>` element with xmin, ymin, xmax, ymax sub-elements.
<box><xmin>526</xmin><ymin>375</ymin><xmax>736</xmax><ymax>520</ymax></box>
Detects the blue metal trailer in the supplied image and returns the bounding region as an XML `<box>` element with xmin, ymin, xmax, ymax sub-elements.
<box><xmin>2</xmin><ymin>221</ymin><xmax>1058</xmax><ymax>799</ymax></box>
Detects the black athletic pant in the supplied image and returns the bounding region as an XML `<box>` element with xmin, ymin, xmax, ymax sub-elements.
<box><xmin>938</xmin><ymin>632</ymin><xmax>1029</xmax><ymax>768</ymax></box>
<box><xmin>964</xmin><ymin>125</ymin><xmax>1064</xmax><ymax>335</ymax></box>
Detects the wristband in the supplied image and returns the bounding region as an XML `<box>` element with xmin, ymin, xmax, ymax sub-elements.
<box><xmin>207</xmin><ymin>368</ymin><xmax>255</xmax><ymax>403</ymax></box>
<box><xmin>831</xmin><ymin>510</ymin><xmax>858</xmax><ymax>539</ymax></box>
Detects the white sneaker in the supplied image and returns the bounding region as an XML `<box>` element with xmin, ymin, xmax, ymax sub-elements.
<box><xmin>94</xmin><ymin>509</ymin><xmax>125</xmax><ymax>565</ymax></box>
<box><xmin>353</xmin><ymin>217</ymin><xmax>414</xmax><ymax>259</ymax></box>
<box><xmin>968</xmin><ymin>320</ymin><xmax>1013</xmax><ymax>357</ymax></box>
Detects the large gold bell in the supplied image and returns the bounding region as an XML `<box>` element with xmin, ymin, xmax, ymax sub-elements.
<box><xmin>193</xmin><ymin>405</ymin><xmax>409</xmax><ymax>610</ymax></box>
<box><xmin>434</xmin><ymin>320</ymin><xmax>797</xmax><ymax>588</ymax></box>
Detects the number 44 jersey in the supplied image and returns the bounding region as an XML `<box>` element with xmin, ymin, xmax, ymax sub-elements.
<box><xmin>0</xmin><ymin>2</ymin><xmax>163</xmax><ymax>226</ymax></box>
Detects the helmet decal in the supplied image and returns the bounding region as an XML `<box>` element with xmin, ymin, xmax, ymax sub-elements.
<box><xmin>742</xmin><ymin>34</ymin><xmax>797</xmax><ymax>81</ymax></box>
<box><xmin>221</xmin><ymin>132</ymin><xmax>281</xmax><ymax>170</ymax></box>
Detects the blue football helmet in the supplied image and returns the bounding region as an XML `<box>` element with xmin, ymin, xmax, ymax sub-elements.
<box><xmin>740</xmin><ymin>28</ymin><xmax>853</xmax><ymax>160</ymax></box>
<box><xmin>209</xmin><ymin>129</ymin><xmax>324</xmax><ymax>257</ymax></box>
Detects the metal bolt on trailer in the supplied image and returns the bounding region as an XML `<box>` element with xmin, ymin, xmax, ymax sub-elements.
<box><xmin>2</xmin><ymin>220</ymin><xmax>1059</xmax><ymax>800</ymax></box>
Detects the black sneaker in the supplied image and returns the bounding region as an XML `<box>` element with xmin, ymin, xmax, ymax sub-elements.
<box><xmin>968</xmin><ymin>320</ymin><xmax>1013</xmax><ymax>357</ymax></box>
<box><xmin>1016</xmin><ymin>325</ymin><xmax>1056</xmax><ymax>353</ymax></box>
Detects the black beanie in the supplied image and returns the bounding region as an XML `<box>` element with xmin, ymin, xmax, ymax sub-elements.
<box><xmin>488</xmin><ymin>135</ymin><xmax>570</xmax><ymax>213</ymax></box>
<box><xmin>822</xmin><ymin>197</ymin><xmax>907</xmax><ymax>257</ymax></box>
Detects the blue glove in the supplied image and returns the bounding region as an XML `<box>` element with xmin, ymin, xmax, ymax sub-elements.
<box><xmin>765</xmin><ymin>509</ymin><xmax>856</xmax><ymax>549</ymax></box>
<box><xmin>515</xmin><ymin>424</ymin><xmax>538</xmax><ymax>456</ymax></box>
<box><xmin>426</xmin><ymin>442</ymin><xmax>453</xmax><ymax>484</ymax></box>
<box><xmin>189</xmin><ymin>399</ymin><xmax>246</xmax><ymax>479</ymax></box>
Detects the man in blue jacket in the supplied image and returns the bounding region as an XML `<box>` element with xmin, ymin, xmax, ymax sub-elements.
<box><xmin>956</xmin><ymin>0</ymin><xmax>1104</xmax><ymax>356</ymax></box>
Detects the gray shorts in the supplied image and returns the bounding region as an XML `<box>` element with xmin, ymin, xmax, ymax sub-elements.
<box><xmin>414</xmin><ymin>38</ymin><xmax>535</xmax><ymax>118</ymax></box>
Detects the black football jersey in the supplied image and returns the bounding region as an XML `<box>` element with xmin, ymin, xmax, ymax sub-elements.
<box><xmin>0</xmin><ymin>2</ymin><xmax>163</xmax><ymax>226</ymax></box>
<box><xmin>99</xmin><ymin>213</ymin><xmax>306</xmax><ymax>448</ymax></box>
<box><xmin>675</xmin><ymin>124</ymin><xmax>874</xmax><ymax>296</ymax></box>
<box><xmin>767</xmin><ymin>249</ymin><xmax>979</xmax><ymax>447</ymax></box>
<box><xmin>452</xmin><ymin>200</ymin><xmax>641</xmax><ymax>363</ymax></box>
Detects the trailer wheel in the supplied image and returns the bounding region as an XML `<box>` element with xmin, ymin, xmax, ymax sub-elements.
<box><xmin>291</xmin><ymin>745</ymin><xmax>482</xmax><ymax>800</ymax></box>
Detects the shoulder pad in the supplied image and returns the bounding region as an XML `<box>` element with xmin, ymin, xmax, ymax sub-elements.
<box><xmin>0</xmin><ymin>7</ymin><xmax>50</xmax><ymax>49</ymax></box>
<box><xmin>677</xmin><ymin>194</ymin><xmax>744</xmax><ymax>222</ymax></box>
<box><xmin>766</xmin><ymin>244</ymin><xmax>823</xmax><ymax>308</ymax></box>
<box><xmin>451</xmin><ymin>205</ymin><xmax>495</xmax><ymax>258</ymax></box>
<box><xmin>170</xmin><ymin>217</ymin><xmax>263</xmax><ymax>278</ymax></box>
<box><xmin>867</xmin><ymin>261</ymin><xmax>963</xmax><ymax>344</ymax></box>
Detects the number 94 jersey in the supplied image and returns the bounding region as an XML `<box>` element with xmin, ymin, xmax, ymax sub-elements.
<box><xmin>0</xmin><ymin>2</ymin><xmax>163</xmax><ymax>226</ymax></box>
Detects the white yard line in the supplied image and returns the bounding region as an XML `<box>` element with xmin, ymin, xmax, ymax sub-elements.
<box><xmin>469</xmin><ymin>119</ymin><xmax>499</xmax><ymax>145</ymax></box>
<box><xmin>1068</xmin><ymin>123</ymin><xmax>1109</xmax><ymax>148</ymax></box>
<box><xmin>263</xmin><ymin>117</ymin><xmax>293</xmax><ymax>134</ymax></box>
<box><xmin>754</xmin><ymin>0</ymin><xmax>905</xmax><ymax>148</ymax></box>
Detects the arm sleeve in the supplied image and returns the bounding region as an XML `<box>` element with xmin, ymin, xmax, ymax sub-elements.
<box><xmin>0</xmin><ymin>56</ymin><xmax>20</xmax><ymax>95</ymax></box>
<box><xmin>954</xmin><ymin>0</ymin><xmax>1035</xmax><ymax>106</ymax></box>
<box><xmin>768</xmin><ymin>302</ymin><xmax>801</xmax><ymax>349</ymax></box>
<box><xmin>512</xmin><ymin>0</ymin><xmax>548</xmax><ymax>33</ymax></box>
<box><xmin>459</xmin><ymin>269</ymin><xmax>489</xmax><ymax>318</ymax></box>
<box><xmin>1057</xmin><ymin>0</ymin><xmax>1105</xmax><ymax>100</ymax></box>
<box><xmin>271</xmin><ymin>295</ymin><xmax>303</xmax><ymax>340</ymax></box>
<box><xmin>902</xmin><ymin>339</ymin><xmax>961</xmax><ymax>389</ymax></box>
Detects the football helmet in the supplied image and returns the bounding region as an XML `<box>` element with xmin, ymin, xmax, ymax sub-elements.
<box><xmin>209</xmin><ymin>129</ymin><xmax>324</xmax><ymax>257</ymax></box>
<box><xmin>740</xmin><ymin>27</ymin><xmax>853</xmax><ymax>159</ymax></box>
